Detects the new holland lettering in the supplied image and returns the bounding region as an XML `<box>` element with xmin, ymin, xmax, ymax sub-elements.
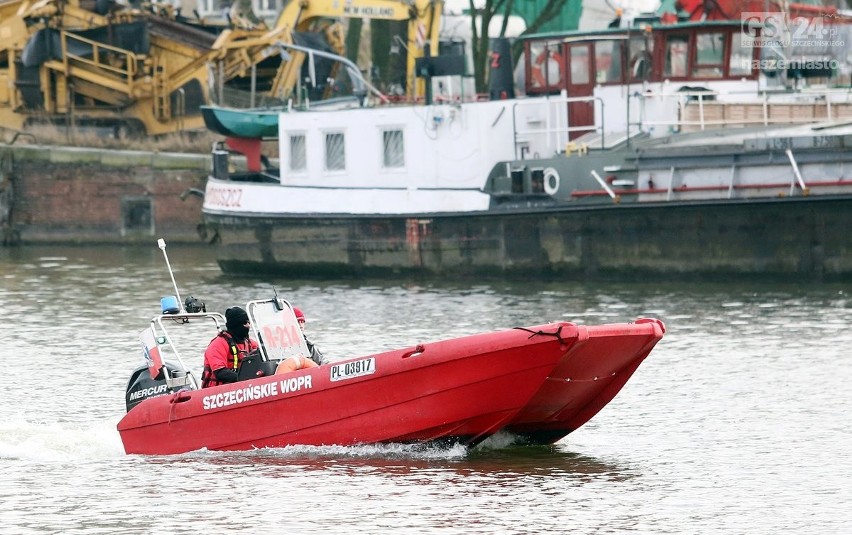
<box><xmin>342</xmin><ymin>6</ymin><xmax>394</xmax><ymax>17</ymax></box>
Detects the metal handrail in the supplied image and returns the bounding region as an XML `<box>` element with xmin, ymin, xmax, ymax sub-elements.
<box><xmin>511</xmin><ymin>94</ymin><xmax>606</xmax><ymax>158</ymax></box>
<box><xmin>505</xmin><ymin>87</ymin><xmax>852</xmax><ymax>154</ymax></box>
<box><xmin>631</xmin><ymin>88</ymin><xmax>852</xmax><ymax>132</ymax></box>
<box><xmin>152</xmin><ymin>312</ymin><xmax>225</xmax><ymax>390</ymax></box>
<box><xmin>59</xmin><ymin>31</ymin><xmax>140</xmax><ymax>93</ymax></box>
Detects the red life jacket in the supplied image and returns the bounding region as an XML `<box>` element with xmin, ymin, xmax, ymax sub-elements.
<box><xmin>201</xmin><ymin>332</ymin><xmax>253</xmax><ymax>388</ymax></box>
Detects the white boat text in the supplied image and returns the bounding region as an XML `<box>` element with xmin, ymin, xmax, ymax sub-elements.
<box><xmin>202</xmin><ymin>376</ymin><xmax>313</xmax><ymax>410</ymax></box>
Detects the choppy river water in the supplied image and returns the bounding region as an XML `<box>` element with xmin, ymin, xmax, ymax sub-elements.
<box><xmin>1</xmin><ymin>245</ymin><xmax>850</xmax><ymax>534</ymax></box>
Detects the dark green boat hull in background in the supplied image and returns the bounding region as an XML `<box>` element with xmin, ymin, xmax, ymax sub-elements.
<box><xmin>202</xmin><ymin>194</ymin><xmax>852</xmax><ymax>281</ymax></box>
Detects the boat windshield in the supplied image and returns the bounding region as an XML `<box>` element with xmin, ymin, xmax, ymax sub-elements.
<box><xmin>247</xmin><ymin>299</ymin><xmax>310</xmax><ymax>362</ymax></box>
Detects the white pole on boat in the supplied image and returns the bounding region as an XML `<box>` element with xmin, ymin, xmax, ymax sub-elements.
<box><xmin>785</xmin><ymin>148</ymin><xmax>808</xmax><ymax>196</ymax></box>
<box><xmin>590</xmin><ymin>170</ymin><xmax>619</xmax><ymax>202</ymax></box>
<box><xmin>157</xmin><ymin>238</ymin><xmax>183</xmax><ymax>312</ymax></box>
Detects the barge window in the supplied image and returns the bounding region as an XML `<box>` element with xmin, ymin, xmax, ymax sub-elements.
<box><xmin>255</xmin><ymin>0</ymin><xmax>279</xmax><ymax>18</ymax></box>
<box><xmin>693</xmin><ymin>32</ymin><xmax>725</xmax><ymax>78</ymax></box>
<box><xmin>629</xmin><ymin>36</ymin><xmax>653</xmax><ymax>81</ymax></box>
<box><xmin>570</xmin><ymin>46</ymin><xmax>590</xmax><ymax>84</ymax></box>
<box><xmin>595</xmin><ymin>40</ymin><xmax>624</xmax><ymax>83</ymax></box>
<box><xmin>664</xmin><ymin>34</ymin><xmax>689</xmax><ymax>77</ymax></box>
<box><xmin>197</xmin><ymin>0</ymin><xmax>282</xmax><ymax>19</ymax></box>
<box><xmin>528</xmin><ymin>41</ymin><xmax>563</xmax><ymax>91</ymax></box>
<box><xmin>324</xmin><ymin>132</ymin><xmax>345</xmax><ymax>171</ymax></box>
<box><xmin>382</xmin><ymin>129</ymin><xmax>404</xmax><ymax>168</ymax></box>
<box><xmin>196</xmin><ymin>0</ymin><xmax>216</xmax><ymax>16</ymax></box>
<box><xmin>288</xmin><ymin>134</ymin><xmax>306</xmax><ymax>171</ymax></box>
<box><xmin>729</xmin><ymin>32</ymin><xmax>753</xmax><ymax>76</ymax></box>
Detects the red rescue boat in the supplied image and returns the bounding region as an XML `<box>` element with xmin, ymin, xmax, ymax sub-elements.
<box><xmin>118</xmin><ymin>240</ymin><xmax>665</xmax><ymax>455</ymax></box>
<box><xmin>117</xmin><ymin>295</ymin><xmax>664</xmax><ymax>455</ymax></box>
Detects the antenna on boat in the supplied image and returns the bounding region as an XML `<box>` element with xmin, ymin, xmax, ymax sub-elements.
<box><xmin>157</xmin><ymin>238</ymin><xmax>183</xmax><ymax>312</ymax></box>
<box><xmin>272</xmin><ymin>286</ymin><xmax>284</xmax><ymax>311</ymax></box>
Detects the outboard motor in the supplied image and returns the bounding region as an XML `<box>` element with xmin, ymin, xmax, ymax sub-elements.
<box><xmin>125</xmin><ymin>361</ymin><xmax>189</xmax><ymax>412</ymax></box>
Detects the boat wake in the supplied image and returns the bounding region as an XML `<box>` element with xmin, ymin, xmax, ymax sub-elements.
<box><xmin>184</xmin><ymin>441</ymin><xmax>472</xmax><ymax>462</ymax></box>
<box><xmin>0</xmin><ymin>418</ymin><xmax>125</xmax><ymax>461</ymax></box>
<box><xmin>0</xmin><ymin>416</ymin><xmax>474</xmax><ymax>462</ymax></box>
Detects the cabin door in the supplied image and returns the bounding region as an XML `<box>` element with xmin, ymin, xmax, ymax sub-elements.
<box><xmin>565</xmin><ymin>43</ymin><xmax>595</xmax><ymax>140</ymax></box>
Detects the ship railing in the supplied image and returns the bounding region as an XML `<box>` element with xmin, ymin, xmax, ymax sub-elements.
<box><xmin>576</xmin><ymin>144</ymin><xmax>852</xmax><ymax>202</ymax></box>
<box><xmin>150</xmin><ymin>312</ymin><xmax>226</xmax><ymax>391</ymax></box>
<box><xmin>648</xmin><ymin>148</ymin><xmax>814</xmax><ymax>201</ymax></box>
<box><xmin>630</xmin><ymin>88</ymin><xmax>852</xmax><ymax>132</ymax></box>
<box><xmin>511</xmin><ymin>93</ymin><xmax>605</xmax><ymax>159</ymax></box>
<box><xmin>570</xmin><ymin>176</ymin><xmax>852</xmax><ymax>202</ymax></box>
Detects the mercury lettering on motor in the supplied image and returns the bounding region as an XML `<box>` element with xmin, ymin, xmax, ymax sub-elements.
<box><xmin>129</xmin><ymin>384</ymin><xmax>168</xmax><ymax>401</ymax></box>
<box><xmin>330</xmin><ymin>357</ymin><xmax>376</xmax><ymax>382</ymax></box>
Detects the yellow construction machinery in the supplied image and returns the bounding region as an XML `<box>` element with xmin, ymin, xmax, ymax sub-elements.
<box><xmin>0</xmin><ymin>0</ymin><xmax>444</xmax><ymax>137</ymax></box>
<box><xmin>267</xmin><ymin>0</ymin><xmax>443</xmax><ymax>101</ymax></box>
<box><xmin>0</xmin><ymin>0</ymin><xmax>297</xmax><ymax>135</ymax></box>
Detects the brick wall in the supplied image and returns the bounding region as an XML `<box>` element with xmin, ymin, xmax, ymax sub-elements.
<box><xmin>2</xmin><ymin>145</ymin><xmax>210</xmax><ymax>244</ymax></box>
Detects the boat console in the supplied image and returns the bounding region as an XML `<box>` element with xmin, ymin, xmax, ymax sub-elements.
<box><xmin>123</xmin><ymin>296</ymin><xmax>308</xmax><ymax>412</ymax></box>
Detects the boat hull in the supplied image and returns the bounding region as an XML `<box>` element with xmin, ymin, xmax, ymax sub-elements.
<box><xmin>201</xmin><ymin>105</ymin><xmax>280</xmax><ymax>138</ymax></box>
<box><xmin>118</xmin><ymin>323</ymin><xmax>575</xmax><ymax>455</ymax></box>
<box><xmin>504</xmin><ymin>318</ymin><xmax>665</xmax><ymax>444</ymax></box>
<box><xmin>117</xmin><ymin>320</ymin><xmax>664</xmax><ymax>455</ymax></box>
<box><xmin>202</xmin><ymin>194</ymin><xmax>852</xmax><ymax>281</ymax></box>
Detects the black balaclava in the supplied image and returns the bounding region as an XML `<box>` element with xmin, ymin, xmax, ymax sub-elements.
<box><xmin>225</xmin><ymin>307</ymin><xmax>250</xmax><ymax>341</ymax></box>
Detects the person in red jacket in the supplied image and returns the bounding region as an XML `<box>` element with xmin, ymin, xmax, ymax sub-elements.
<box><xmin>201</xmin><ymin>306</ymin><xmax>258</xmax><ymax>388</ymax></box>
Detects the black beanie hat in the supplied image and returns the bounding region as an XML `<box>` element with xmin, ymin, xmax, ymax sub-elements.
<box><xmin>225</xmin><ymin>307</ymin><xmax>249</xmax><ymax>331</ymax></box>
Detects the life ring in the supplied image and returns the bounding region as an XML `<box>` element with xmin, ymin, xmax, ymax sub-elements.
<box><xmin>275</xmin><ymin>355</ymin><xmax>318</xmax><ymax>375</ymax></box>
<box><xmin>543</xmin><ymin>167</ymin><xmax>560</xmax><ymax>195</ymax></box>
<box><xmin>531</xmin><ymin>49</ymin><xmax>563</xmax><ymax>88</ymax></box>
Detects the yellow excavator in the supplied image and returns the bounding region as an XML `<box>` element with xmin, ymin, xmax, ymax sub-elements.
<box><xmin>266</xmin><ymin>0</ymin><xmax>443</xmax><ymax>101</ymax></box>
<box><xmin>0</xmin><ymin>0</ymin><xmax>443</xmax><ymax>137</ymax></box>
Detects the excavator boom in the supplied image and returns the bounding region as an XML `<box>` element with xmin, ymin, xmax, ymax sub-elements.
<box><xmin>270</xmin><ymin>0</ymin><xmax>444</xmax><ymax>99</ymax></box>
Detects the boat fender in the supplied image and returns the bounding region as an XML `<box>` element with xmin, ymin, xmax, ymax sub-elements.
<box><xmin>275</xmin><ymin>355</ymin><xmax>319</xmax><ymax>375</ymax></box>
<box><xmin>543</xmin><ymin>167</ymin><xmax>560</xmax><ymax>196</ymax></box>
